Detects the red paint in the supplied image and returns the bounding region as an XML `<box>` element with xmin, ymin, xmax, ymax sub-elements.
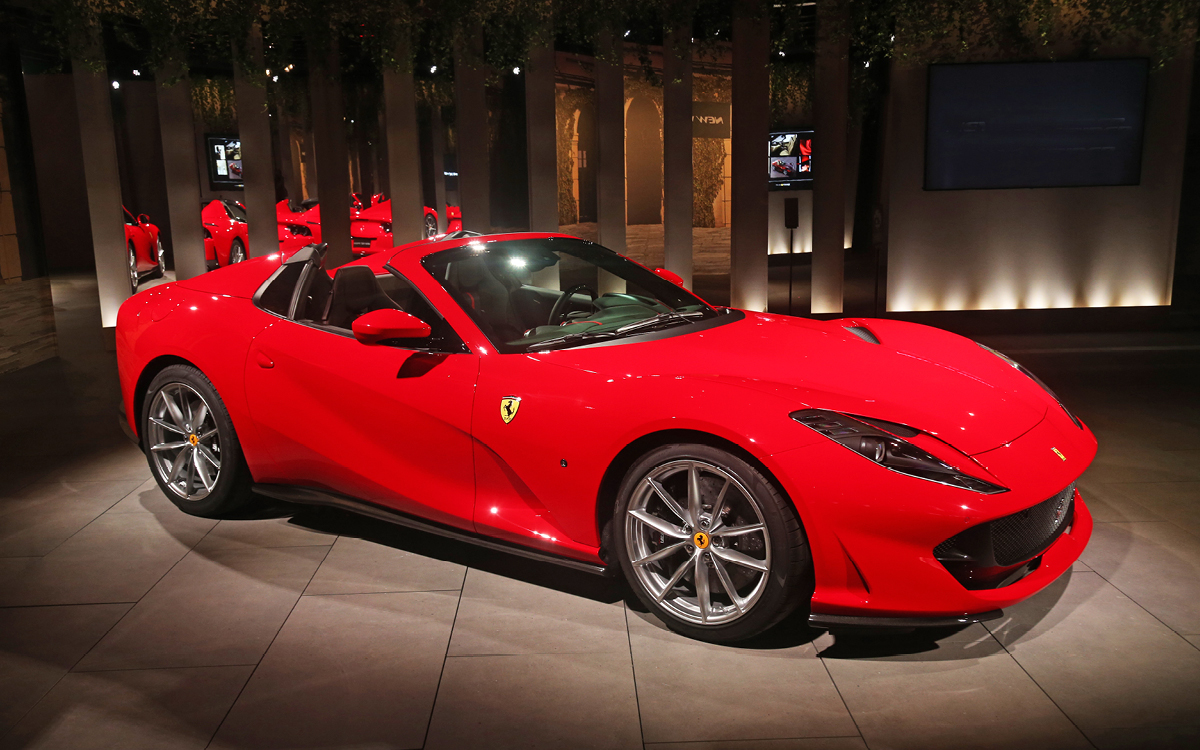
<box><xmin>201</xmin><ymin>200</ymin><xmax>249</xmax><ymax>268</ymax></box>
<box><xmin>117</xmin><ymin>231</ymin><xmax>1096</xmax><ymax>618</ymax></box>
<box><xmin>124</xmin><ymin>207</ymin><xmax>161</xmax><ymax>275</ymax></box>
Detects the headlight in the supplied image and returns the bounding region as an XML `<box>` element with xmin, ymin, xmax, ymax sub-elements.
<box><xmin>977</xmin><ymin>343</ymin><xmax>1083</xmax><ymax>429</ymax></box>
<box><xmin>791</xmin><ymin>409</ymin><xmax>1008</xmax><ymax>494</ymax></box>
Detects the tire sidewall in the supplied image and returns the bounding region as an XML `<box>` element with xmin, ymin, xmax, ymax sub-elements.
<box><xmin>613</xmin><ymin>443</ymin><xmax>804</xmax><ymax>643</ymax></box>
<box><xmin>141</xmin><ymin>364</ymin><xmax>250</xmax><ymax>517</ymax></box>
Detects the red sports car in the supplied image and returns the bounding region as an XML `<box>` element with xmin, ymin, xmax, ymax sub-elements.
<box><xmin>202</xmin><ymin>199</ymin><xmax>250</xmax><ymax>270</ymax></box>
<box><xmin>124</xmin><ymin>206</ymin><xmax>164</xmax><ymax>292</ymax></box>
<box><xmin>277</xmin><ymin>195</ymin><xmax>461</xmax><ymax>256</ymax></box>
<box><xmin>116</xmin><ymin>233</ymin><xmax>1095</xmax><ymax>642</ymax></box>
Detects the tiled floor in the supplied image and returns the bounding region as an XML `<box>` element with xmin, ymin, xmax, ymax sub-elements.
<box><xmin>2</xmin><ymin>277</ymin><xmax>1199</xmax><ymax>749</ymax></box>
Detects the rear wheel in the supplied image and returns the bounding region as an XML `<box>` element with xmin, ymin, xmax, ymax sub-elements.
<box><xmin>424</xmin><ymin>212</ymin><xmax>438</xmax><ymax>238</ymax></box>
<box><xmin>149</xmin><ymin>238</ymin><xmax>166</xmax><ymax>280</ymax></box>
<box><xmin>229</xmin><ymin>239</ymin><xmax>246</xmax><ymax>265</ymax></box>
<box><xmin>128</xmin><ymin>242</ymin><xmax>139</xmax><ymax>292</ymax></box>
<box><xmin>141</xmin><ymin>364</ymin><xmax>253</xmax><ymax>517</ymax></box>
<box><xmin>614</xmin><ymin>443</ymin><xmax>811</xmax><ymax>643</ymax></box>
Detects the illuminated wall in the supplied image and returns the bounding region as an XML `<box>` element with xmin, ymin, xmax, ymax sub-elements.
<box><xmin>885</xmin><ymin>53</ymin><xmax>1192</xmax><ymax>312</ymax></box>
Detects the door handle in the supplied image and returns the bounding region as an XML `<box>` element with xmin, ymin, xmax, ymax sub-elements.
<box><xmin>255</xmin><ymin>352</ymin><xmax>275</xmax><ymax>369</ymax></box>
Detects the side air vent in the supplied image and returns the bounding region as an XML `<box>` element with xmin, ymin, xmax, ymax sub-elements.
<box><xmin>844</xmin><ymin>325</ymin><xmax>880</xmax><ymax>345</ymax></box>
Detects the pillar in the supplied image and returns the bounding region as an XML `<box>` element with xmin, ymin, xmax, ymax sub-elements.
<box><xmin>730</xmin><ymin>0</ymin><xmax>769</xmax><ymax>311</ymax></box>
<box><xmin>309</xmin><ymin>38</ymin><xmax>352</xmax><ymax>267</ymax></box>
<box><xmin>526</xmin><ymin>40</ymin><xmax>558</xmax><ymax>233</ymax></box>
<box><xmin>233</xmin><ymin>23</ymin><xmax>278</xmax><ymax>258</ymax></box>
<box><xmin>663</xmin><ymin>23</ymin><xmax>694</xmax><ymax>287</ymax></box>
<box><xmin>155</xmin><ymin>69</ymin><xmax>206</xmax><ymax>280</ymax></box>
<box><xmin>812</xmin><ymin>0</ymin><xmax>849</xmax><ymax>314</ymax></box>
<box><xmin>383</xmin><ymin>36</ymin><xmax>425</xmax><ymax>244</ymax></box>
<box><xmin>454</xmin><ymin>28</ymin><xmax>490</xmax><ymax>233</ymax></box>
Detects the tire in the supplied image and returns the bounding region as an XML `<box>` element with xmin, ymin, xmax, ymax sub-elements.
<box><xmin>424</xmin><ymin>212</ymin><xmax>438</xmax><ymax>238</ymax></box>
<box><xmin>614</xmin><ymin>443</ymin><xmax>811</xmax><ymax>643</ymax></box>
<box><xmin>141</xmin><ymin>364</ymin><xmax>254</xmax><ymax>517</ymax></box>
<box><xmin>229</xmin><ymin>239</ymin><xmax>246</xmax><ymax>265</ymax></box>
<box><xmin>148</xmin><ymin>238</ymin><xmax>166</xmax><ymax>280</ymax></box>
<box><xmin>128</xmin><ymin>242</ymin><xmax>139</xmax><ymax>293</ymax></box>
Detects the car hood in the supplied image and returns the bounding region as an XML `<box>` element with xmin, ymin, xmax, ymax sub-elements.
<box><xmin>569</xmin><ymin>312</ymin><xmax>1048</xmax><ymax>455</ymax></box>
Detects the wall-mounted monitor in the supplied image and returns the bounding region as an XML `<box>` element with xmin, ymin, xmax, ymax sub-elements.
<box><xmin>769</xmin><ymin>130</ymin><xmax>813</xmax><ymax>190</ymax></box>
<box><xmin>925</xmin><ymin>59</ymin><xmax>1148</xmax><ymax>190</ymax></box>
<box><xmin>205</xmin><ymin>134</ymin><xmax>244</xmax><ymax>190</ymax></box>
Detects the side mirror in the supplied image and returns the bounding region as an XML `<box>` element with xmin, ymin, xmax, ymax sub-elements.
<box><xmin>654</xmin><ymin>267</ymin><xmax>685</xmax><ymax>287</ymax></box>
<box><xmin>352</xmin><ymin>308</ymin><xmax>431</xmax><ymax>345</ymax></box>
<box><xmin>138</xmin><ymin>214</ymin><xmax>151</xmax><ymax>226</ymax></box>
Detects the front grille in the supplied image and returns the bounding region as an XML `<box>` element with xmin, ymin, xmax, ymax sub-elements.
<box><xmin>991</xmin><ymin>483</ymin><xmax>1075</xmax><ymax>565</ymax></box>
<box><xmin>933</xmin><ymin>482</ymin><xmax>1076</xmax><ymax>589</ymax></box>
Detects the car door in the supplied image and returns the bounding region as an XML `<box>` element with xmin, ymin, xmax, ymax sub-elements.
<box><xmin>244</xmin><ymin>260</ymin><xmax>479</xmax><ymax>530</ymax></box>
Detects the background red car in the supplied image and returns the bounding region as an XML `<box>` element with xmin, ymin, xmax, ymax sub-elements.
<box><xmin>277</xmin><ymin>195</ymin><xmax>462</xmax><ymax>256</ymax></box>
<box><xmin>202</xmin><ymin>199</ymin><xmax>250</xmax><ymax>270</ymax></box>
<box><xmin>124</xmin><ymin>206</ymin><xmax>163</xmax><ymax>292</ymax></box>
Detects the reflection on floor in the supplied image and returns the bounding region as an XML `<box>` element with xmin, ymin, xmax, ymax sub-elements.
<box><xmin>1</xmin><ymin>276</ymin><xmax>1199</xmax><ymax>749</ymax></box>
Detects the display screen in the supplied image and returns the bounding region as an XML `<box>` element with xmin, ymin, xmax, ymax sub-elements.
<box><xmin>925</xmin><ymin>59</ymin><xmax>1148</xmax><ymax>190</ymax></box>
<box><xmin>206</xmin><ymin>134</ymin><xmax>244</xmax><ymax>189</ymax></box>
<box><xmin>769</xmin><ymin>131</ymin><xmax>813</xmax><ymax>190</ymax></box>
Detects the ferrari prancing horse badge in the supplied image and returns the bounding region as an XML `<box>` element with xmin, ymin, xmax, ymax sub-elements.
<box><xmin>500</xmin><ymin>396</ymin><xmax>521</xmax><ymax>424</ymax></box>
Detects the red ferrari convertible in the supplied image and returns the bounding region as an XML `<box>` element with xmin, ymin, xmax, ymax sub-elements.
<box><xmin>124</xmin><ymin>206</ymin><xmax>164</xmax><ymax>292</ymax></box>
<box><xmin>116</xmin><ymin>233</ymin><xmax>1095</xmax><ymax>642</ymax></box>
<box><xmin>202</xmin><ymin>199</ymin><xmax>249</xmax><ymax>270</ymax></box>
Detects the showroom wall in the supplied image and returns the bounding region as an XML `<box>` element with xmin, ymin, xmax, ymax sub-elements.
<box><xmin>884</xmin><ymin>51</ymin><xmax>1193</xmax><ymax>313</ymax></box>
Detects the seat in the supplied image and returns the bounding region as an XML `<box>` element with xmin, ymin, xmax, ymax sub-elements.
<box><xmin>325</xmin><ymin>266</ymin><xmax>399</xmax><ymax>330</ymax></box>
<box><xmin>450</xmin><ymin>257</ymin><xmax>524</xmax><ymax>339</ymax></box>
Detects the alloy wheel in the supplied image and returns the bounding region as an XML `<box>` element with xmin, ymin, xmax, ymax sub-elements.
<box><xmin>146</xmin><ymin>382</ymin><xmax>222</xmax><ymax>501</ymax></box>
<box><xmin>156</xmin><ymin>238</ymin><xmax>165</xmax><ymax>269</ymax></box>
<box><xmin>624</xmin><ymin>459</ymin><xmax>772</xmax><ymax>626</ymax></box>
<box><xmin>424</xmin><ymin>213</ymin><xmax>438</xmax><ymax>238</ymax></box>
<box><xmin>128</xmin><ymin>244</ymin><xmax>138</xmax><ymax>292</ymax></box>
<box><xmin>230</xmin><ymin>242</ymin><xmax>246</xmax><ymax>264</ymax></box>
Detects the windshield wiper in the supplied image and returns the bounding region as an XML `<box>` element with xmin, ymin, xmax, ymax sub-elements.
<box><xmin>529</xmin><ymin>310</ymin><xmax>707</xmax><ymax>351</ymax></box>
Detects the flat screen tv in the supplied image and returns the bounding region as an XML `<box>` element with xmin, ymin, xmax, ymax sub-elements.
<box><xmin>769</xmin><ymin>130</ymin><xmax>813</xmax><ymax>190</ymax></box>
<box><xmin>925</xmin><ymin>59</ymin><xmax>1148</xmax><ymax>190</ymax></box>
<box><xmin>206</xmin><ymin>134</ymin><xmax>244</xmax><ymax>189</ymax></box>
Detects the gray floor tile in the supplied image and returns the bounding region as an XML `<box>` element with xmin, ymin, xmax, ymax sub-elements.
<box><xmin>0</xmin><ymin>551</ymin><xmax>191</xmax><ymax>606</ymax></box>
<box><xmin>303</xmin><ymin>535</ymin><xmax>466</xmax><ymax>595</ymax></box>
<box><xmin>46</xmin><ymin>511</ymin><xmax>215</xmax><ymax>560</ymax></box>
<box><xmin>987</xmin><ymin>570</ymin><xmax>1200</xmax><ymax>749</ymax></box>
<box><xmin>0</xmin><ymin>665</ymin><xmax>252</xmax><ymax>750</ymax></box>
<box><xmin>1185</xmin><ymin>634</ymin><xmax>1200</xmax><ymax>649</ymax></box>
<box><xmin>644</xmin><ymin>741</ymin><xmax>866</xmax><ymax>750</ymax></box>
<box><xmin>1082</xmin><ymin>432</ymin><xmax>1200</xmax><ymax>484</ymax></box>
<box><xmin>0</xmin><ymin>480</ymin><xmax>149</xmax><ymax>557</ymax></box>
<box><xmin>209</xmin><ymin>591</ymin><xmax>459</xmax><ymax>750</ymax></box>
<box><xmin>0</xmin><ymin>603</ymin><xmax>131</xmax><ymax>733</ymax></box>
<box><xmin>105</xmin><ymin>478</ymin><xmax>177</xmax><ymax>514</ymax></box>
<box><xmin>1076</xmin><ymin>478</ymin><xmax>1163</xmax><ymax>523</ymax></box>
<box><xmin>447</xmin><ymin>568</ymin><xmax>628</xmax><ymax>655</ymax></box>
<box><xmin>39</xmin><ymin>445</ymin><xmax>150</xmax><ymax>484</ymax></box>
<box><xmin>193</xmin><ymin>517</ymin><xmax>338</xmax><ymax>552</ymax></box>
<box><xmin>1105</xmin><ymin>481</ymin><xmax>1200</xmax><ymax>536</ymax></box>
<box><xmin>628</xmin><ymin>609</ymin><xmax>856</xmax><ymax>743</ymax></box>
<box><xmin>0</xmin><ymin>478</ymin><xmax>144</xmax><ymax>510</ymax></box>
<box><xmin>74</xmin><ymin>545</ymin><xmax>328</xmax><ymax>671</ymax></box>
<box><xmin>424</xmin><ymin>652</ymin><xmax>642</xmax><ymax>750</ymax></box>
<box><xmin>822</xmin><ymin>640</ymin><xmax>1089</xmax><ymax>750</ymax></box>
<box><xmin>1080</xmin><ymin>521</ymin><xmax>1200</xmax><ymax>634</ymax></box>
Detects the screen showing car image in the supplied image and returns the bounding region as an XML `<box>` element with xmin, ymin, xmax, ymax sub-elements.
<box><xmin>925</xmin><ymin>59</ymin><xmax>1148</xmax><ymax>190</ymax></box>
<box><xmin>769</xmin><ymin>131</ymin><xmax>813</xmax><ymax>190</ymax></box>
<box><xmin>206</xmin><ymin>135</ymin><xmax>244</xmax><ymax>189</ymax></box>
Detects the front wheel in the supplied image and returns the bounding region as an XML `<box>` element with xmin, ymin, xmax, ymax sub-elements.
<box><xmin>128</xmin><ymin>242</ymin><xmax>139</xmax><ymax>293</ymax></box>
<box><xmin>141</xmin><ymin>364</ymin><xmax>254</xmax><ymax>517</ymax></box>
<box><xmin>614</xmin><ymin>443</ymin><xmax>811</xmax><ymax>643</ymax></box>
<box><xmin>229</xmin><ymin>239</ymin><xmax>246</xmax><ymax>265</ymax></box>
<box><xmin>424</xmin><ymin>212</ymin><xmax>439</xmax><ymax>238</ymax></box>
<box><xmin>149</xmin><ymin>238</ymin><xmax>166</xmax><ymax>279</ymax></box>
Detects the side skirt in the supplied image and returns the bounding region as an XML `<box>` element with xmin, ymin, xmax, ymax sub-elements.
<box><xmin>251</xmin><ymin>483</ymin><xmax>612</xmax><ymax>577</ymax></box>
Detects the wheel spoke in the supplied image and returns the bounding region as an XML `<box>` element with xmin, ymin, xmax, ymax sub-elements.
<box><xmin>713</xmin><ymin>523</ymin><xmax>765</xmax><ymax>539</ymax></box>
<box><xmin>197</xmin><ymin>428</ymin><xmax>218</xmax><ymax>442</ymax></box>
<box><xmin>197</xmin><ymin>445</ymin><xmax>221</xmax><ymax>470</ymax></box>
<box><xmin>162</xmin><ymin>389</ymin><xmax>187</xmax><ymax>429</ymax></box>
<box><xmin>710</xmin><ymin>554</ymin><xmax>745</xmax><ymax>614</ymax></box>
<box><xmin>195</xmin><ymin>450</ymin><xmax>215</xmax><ymax>491</ymax></box>
<box><xmin>151</xmin><ymin>441</ymin><xmax>188</xmax><ymax>452</ymax></box>
<box><xmin>167</xmin><ymin>448</ymin><xmax>189</xmax><ymax>483</ymax></box>
<box><xmin>192</xmin><ymin>401</ymin><xmax>209</xmax><ymax>432</ymax></box>
<box><xmin>150</xmin><ymin>417</ymin><xmax>185</xmax><ymax>434</ymax></box>
<box><xmin>629</xmin><ymin>509</ymin><xmax>689</xmax><ymax>539</ymax></box>
<box><xmin>706</xmin><ymin>479</ymin><xmax>732</xmax><ymax>531</ymax></box>
<box><xmin>710</xmin><ymin>546</ymin><xmax>769</xmax><ymax>572</ymax></box>
<box><xmin>695</xmin><ymin>553</ymin><xmax>712</xmax><ymax>623</ymax></box>
<box><xmin>654</xmin><ymin>555</ymin><xmax>693</xmax><ymax>603</ymax></box>
<box><xmin>687</xmin><ymin>463</ymin><xmax>703</xmax><ymax>525</ymax></box>
<box><xmin>647</xmin><ymin>477</ymin><xmax>690</xmax><ymax>525</ymax></box>
<box><xmin>632</xmin><ymin>541</ymin><xmax>689</xmax><ymax>567</ymax></box>
<box><xmin>184</xmin><ymin>449</ymin><xmax>197</xmax><ymax>498</ymax></box>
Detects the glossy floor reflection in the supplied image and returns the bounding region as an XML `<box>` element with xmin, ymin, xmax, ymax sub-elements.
<box><xmin>1</xmin><ymin>277</ymin><xmax>1199</xmax><ymax>749</ymax></box>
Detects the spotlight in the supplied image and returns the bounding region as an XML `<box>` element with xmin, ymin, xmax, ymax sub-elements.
<box><xmin>132</xmin><ymin>69</ymin><xmax>140</xmax><ymax>76</ymax></box>
<box><xmin>111</xmin><ymin>80</ymin><xmax>120</xmax><ymax>89</ymax></box>
<box><xmin>513</xmin><ymin>66</ymin><xmax>521</xmax><ymax>75</ymax></box>
<box><xmin>430</xmin><ymin>65</ymin><xmax>437</xmax><ymax>74</ymax></box>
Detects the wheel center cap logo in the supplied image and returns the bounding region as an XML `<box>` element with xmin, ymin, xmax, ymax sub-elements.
<box><xmin>693</xmin><ymin>531</ymin><xmax>710</xmax><ymax>549</ymax></box>
<box><xmin>188</xmin><ymin>434</ymin><xmax>199</xmax><ymax>446</ymax></box>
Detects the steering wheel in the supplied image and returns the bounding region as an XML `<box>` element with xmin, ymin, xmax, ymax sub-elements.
<box><xmin>548</xmin><ymin>284</ymin><xmax>596</xmax><ymax>326</ymax></box>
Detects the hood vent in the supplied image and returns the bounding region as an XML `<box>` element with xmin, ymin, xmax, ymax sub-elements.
<box><xmin>844</xmin><ymin>325</ymin><xmax>880</xmax><ymax>345</ymax></box>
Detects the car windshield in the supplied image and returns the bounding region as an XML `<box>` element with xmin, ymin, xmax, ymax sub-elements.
<box><xmin>420</xmin><ymin>237</ymin><xmax>715</xmax><ymax>353</ymax></box>
<box><xmin>223</xmin><ymin>201</ymin><xmax>248</xmax><ymax>222</ymax></box>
